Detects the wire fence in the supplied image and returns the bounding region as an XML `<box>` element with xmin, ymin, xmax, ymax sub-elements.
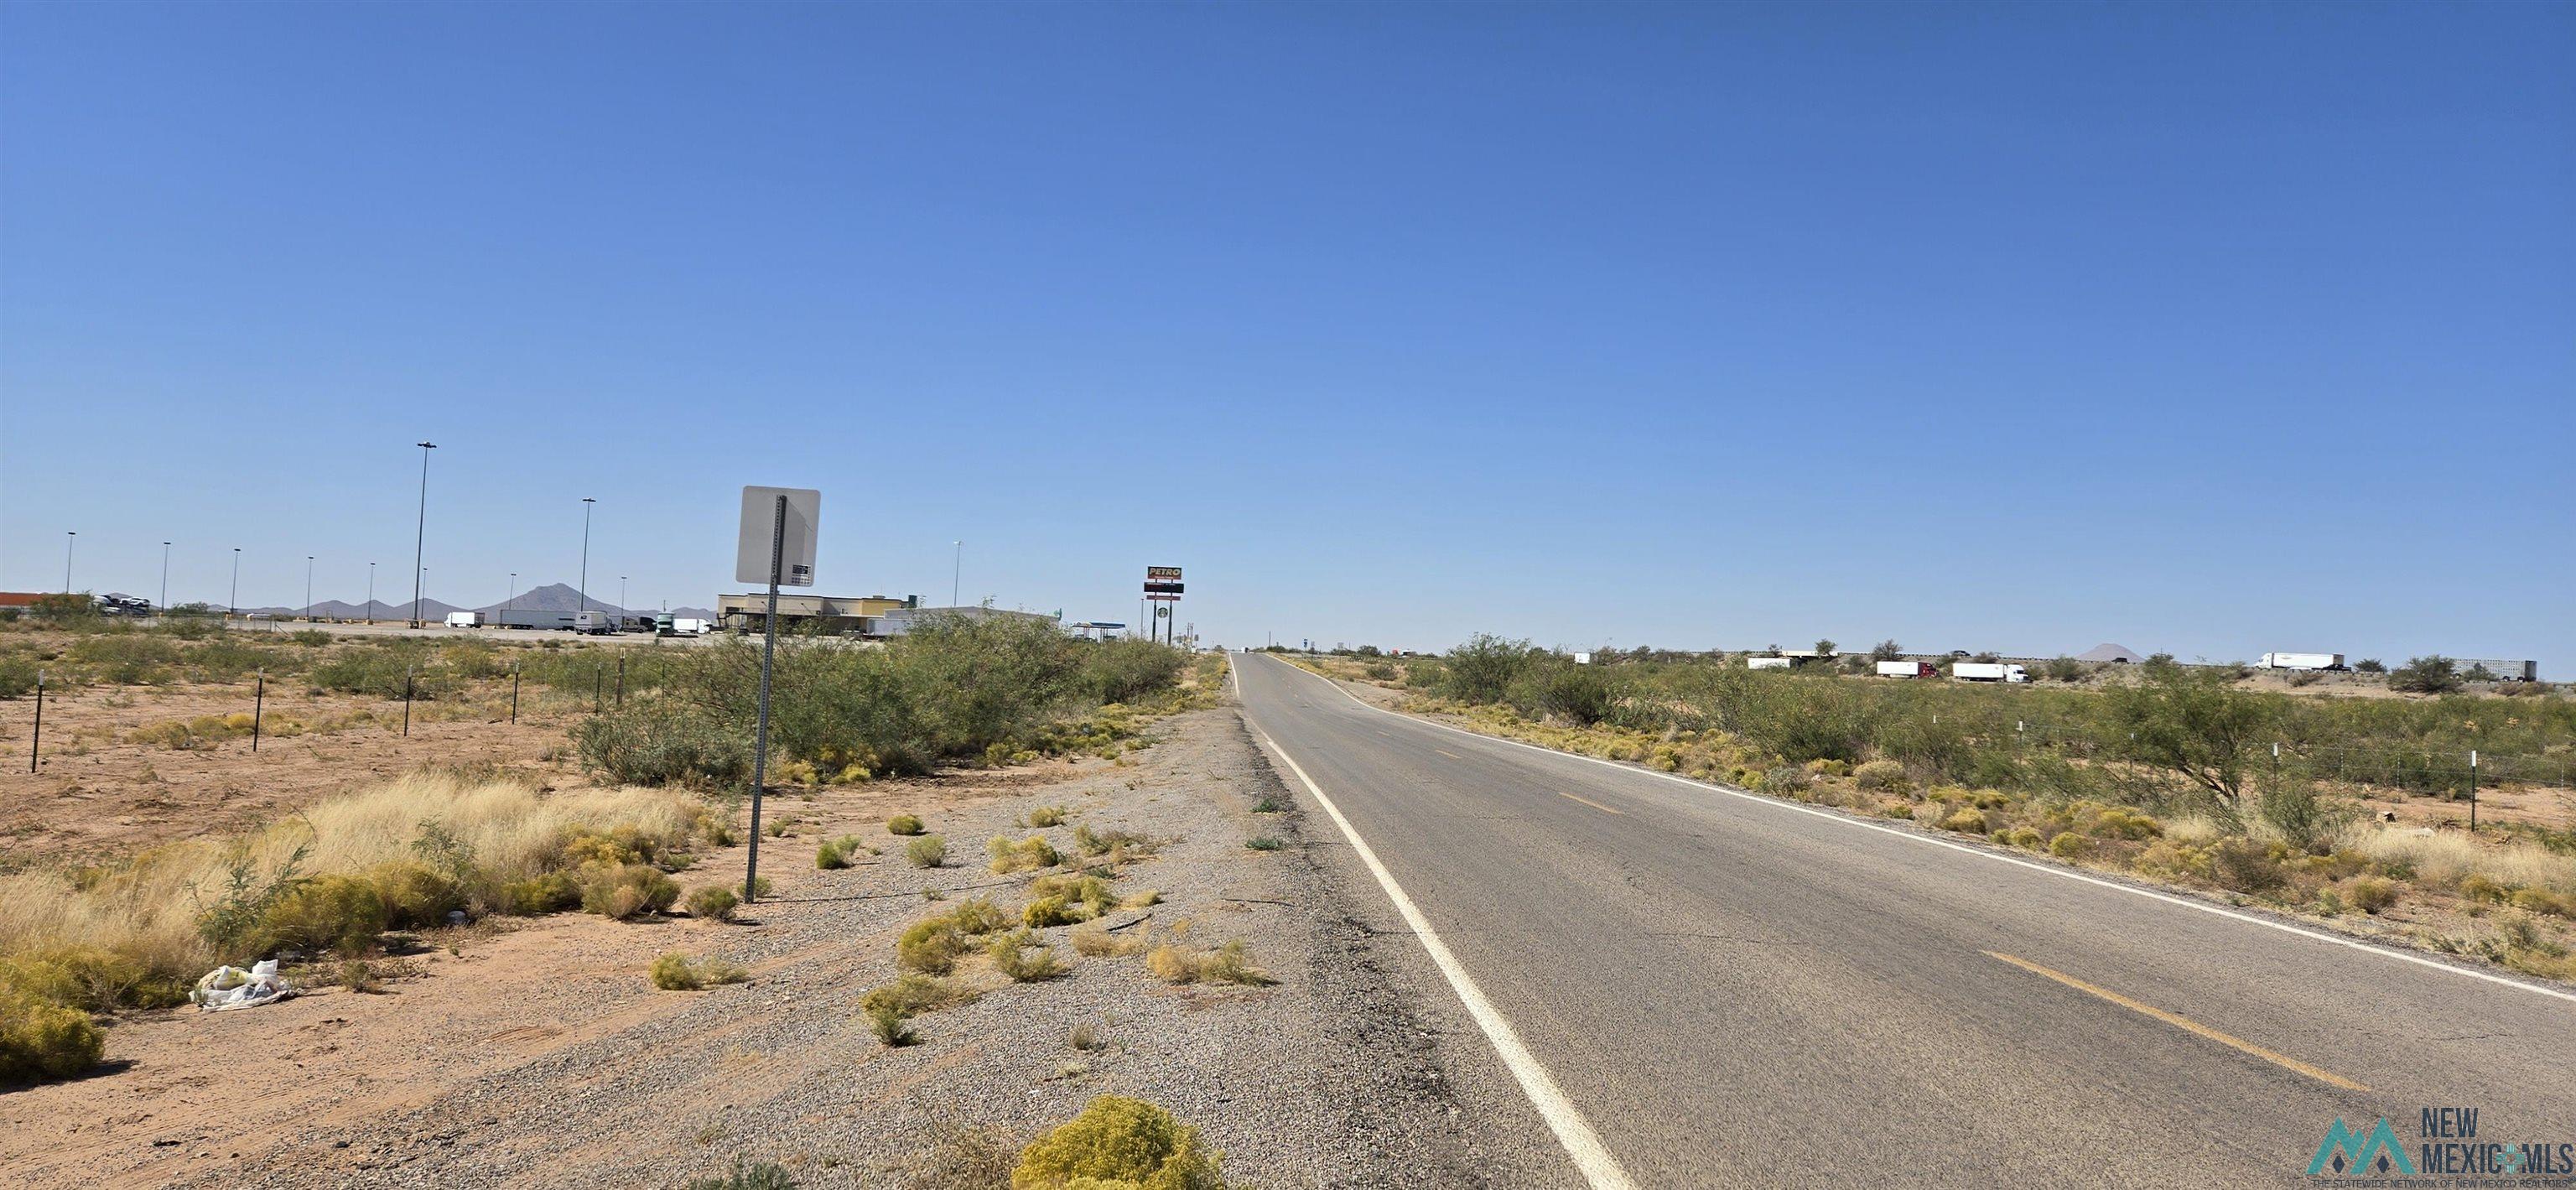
<box><xmin>1985</xmin><ymin>715</ymin><xmax>2573</xmax><ymax>799</ymax></box>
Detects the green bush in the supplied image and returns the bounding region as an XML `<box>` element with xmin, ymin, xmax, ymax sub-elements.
<box><xmin>989</xmin><ymin>834</ymin><xmax>1061</xmax><ymax>874</ymax></box>
<box><xmin>1853</xmin><ymin>760</ymin><xmax>1910</xmax><ymax>792</ymax></box>
<box><xmin>0</xmin><ymin>656</ymin><xmax>36</xmax><ymax>699</ymax></box>
<box><xmin>650</xmin><ymin>952</ymin><xmax>748</xmax><ymax>990</ymax></box>
<box><xmin>573</xmin><ymin>703</ymin><xmax>754</xmax><ymax>787</ymax></box>
<box><xmin>500</xmin><ymin>871</ymin><xmax>584</xmax><ymax>915</ymax></box>
<box><xmin>687</xmin><ymin>885</ymin><xmax>740</xmax><ymax>922</ymax></box>
<box><xmin>581</xmin><ymin>864</ymin><xmax>679</xmax><ymax>920</ymax></box>
<box><xmin>2346</xmin><ymin>876</ymin><xmax>2398</xmax><ymax>914</ymax></box>
<box><xmin>1506</xmin><ymin>659</ymin><xmax>1618</xmax><ymax>725</ymax></box>
<box><xmin>251</xmin><ymin>875</ymin><xmax>389</xmax><ymax>957</ymax></box>
<box><xmin>986</xmin><ymin>928</ymin><xmax>1067</xmax><ymax>982</ymax></box>
<box><xmin>887</xmin><ymin>813</ymin><xmax>926</xmax><ymax>836</ymax></box>
<box><xmin>681</xmin><ymin>1161</ymin><xmax>799</xmax><ymax>1190</ymax></box>
<box><xmin>906</xmin><ymin>835</ymin><xmax>948</xmax><ymax>868</ymax></box>
<box><xmin>0</xmin><ymin>988</ymin><xmax>106</xmax><ymax>1083</ymax></box>
<box><xmin>290</xmin><ymin>629</ymin><xmax>332</xmax><ymax>647</ymax></box>
<box><xmin>1012</xmin><ymin>1094</ymin><xmax>1226</xmax><ymax>1190</ymax></box>
<box><xmin>2388</xmin><ymin>656</ymin><xmax>2464</xmax><ymax>694</ymax></box>
<box><xmin>2209</xmin><ymin>839</ymin><xmax>2285</xmax><ymax>893</ymax></box>
<box><xmin>817</xmin><ymin>839</ymin><xmax>854</xmax><ymax>870</ymax></box>
<box><xmin>1437</xmin><ymin>634</ymin><xmax>1544</xmax><ymax>704</ymax></box>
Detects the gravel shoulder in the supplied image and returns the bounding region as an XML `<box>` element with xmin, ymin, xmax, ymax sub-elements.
<box><xmin>3</xmin><ymin>703</ymin><xmax>1503</xmax><ymax>1188</ymax></box>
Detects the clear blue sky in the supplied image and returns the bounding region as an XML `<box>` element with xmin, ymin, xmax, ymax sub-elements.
<box><xmin>3</xmin><ymin>3</ymin><xmax>2569</xmax><ymax>668</ymax></box>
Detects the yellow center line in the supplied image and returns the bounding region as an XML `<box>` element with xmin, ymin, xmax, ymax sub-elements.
<box><xmin>1982</xmin><ymin>951</ymin><xmax>2369</xmax><ymax>1092</ymax></box>
<box><xmin>1558</xmin><ymin>792</ymin><xmax>1624</xmax><ymax>816</ymax></box>
<box><xmin>1433</xmin><ymin>748</ymin><xmax>1464</xmax><ymax>760</ymax></box>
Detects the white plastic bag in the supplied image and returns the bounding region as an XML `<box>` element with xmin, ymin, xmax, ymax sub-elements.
<box><xmin>190</xmin><ymin>959</ymin><xmax>295</xmax><ymax>1011</ymax></box>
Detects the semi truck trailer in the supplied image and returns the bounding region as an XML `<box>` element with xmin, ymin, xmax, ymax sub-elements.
<box><xmin>2257</xmin><ymin>652</ymin><xmax>2344</xmax><ymax>671</ymax></box>
<box><xmin>1953</xmin><ymin>662</ymin><xmax>2028</xmax><ymax>683</ymax></box>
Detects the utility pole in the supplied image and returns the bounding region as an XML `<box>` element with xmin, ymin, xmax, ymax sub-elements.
<box><xmin>411</xmin><ymin>441</ymin><xmax>436</xmax><ymax>627</ymax></box>
<box><xmin>579</xmin><ymin>497</ymin><xmax>596</xmax><ymax>616</ymax></box>
<box><xmin>366</xmin><ymin>562</ymin><xmax>377</xmax><ymax>624</ymax></box>
<box><xmin>229</xmin><ymin>548</ymin><xmax>242</xmax><ymax>623</ymax></box>
<box><xmin>951</xmin><ymin>540</ymin><xmax>962</xmax><ymax>607</ymax></box>
<box><xmin>304</xmin><ymin>556</ymin><xmax>315</xmax><ymax>621</ymax></box>
<box><xmin>158</xmin><ymin>542</ymin><xmax>171</xmax><ymax>616</ymax></box>
<box><xmin>62</xmin><ymin>532</ymin><xmax>75</xmax><ymax>593</ymax></box>
<box><xmin>506</xmin><ymin>572</ymin><xmax>516</xmax><ymax>624</ymax></box>
<box><xmin>619</xmin><ymin>575</ymin><xmax>627</xmax><ymax>616</ymax></box>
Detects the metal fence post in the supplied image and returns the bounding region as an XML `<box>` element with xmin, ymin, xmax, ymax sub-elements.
<box><xmin>402</xmin><ymin>666</ymin><xmax>414</xmax><ymax>736</ymax></box>
<box><xmin>511</xmin><ymin>661</ymin><xmax>521</xmax><ymax>724</ymax></box>
<box><xmin>28</xmin><ymin>670</ymin><xmax>41</xmax><ymax>773</ymax></box>
<box><xmin>252</xmin><ymin>669</ymin><xmax>265</xmax><ymax>751</ymax></box>
<box><xmin>615</xmin><ymin>656</ymin><xmax>626</xmax><ymax>709</ymax></box>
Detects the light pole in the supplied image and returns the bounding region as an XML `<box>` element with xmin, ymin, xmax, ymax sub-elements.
<box><xmin>505</xmin><ymin>573</ymin><xmax>516</xmax><ymax>625</ymax></box>
<box><xmin>410</xmin><ymin>441</ymin><xmax>436</xmax><ymax>627</ymax></box>
<box><xmin>366</xmin><ymin>562</ymin><xmax>377</xmax><ymax>624</ymax></box>
<box><xmin>228</xmin><ymin>548</ymin><xmax>241</xmax><ymax>623</ymax></box>
<box><xmin>578</xmin><ymin>498</ymin><xmax>596</xmax><ymax>616</ymax></box>
<box><xmin>951</xmin><ymin>541</ymin><xmax>962</xmax><ymax>607</ymax></box>
<box><xmin>158</xmin><ymin>542</ymin><xmax>171</xmax><ymax>616</ymax></box>
<box><xmin>62</xmin><ymin>532</ymin><xmax>75</xmax><ymax>593</ymax></box>
<box><xmin>304</xmin><ymin>556</ymin><xmax>315</xmax><ymax>621</ymax></box>
<box><xmin>619</xmin><ymin>575</ymin><xmax>627</xmax><ymax>616</ymax></box>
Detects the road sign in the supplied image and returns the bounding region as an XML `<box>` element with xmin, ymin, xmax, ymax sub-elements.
<box><xmin>736</xmin><ymin>487</ymin><xmax>819</xmax><ymax>586</ymax></box>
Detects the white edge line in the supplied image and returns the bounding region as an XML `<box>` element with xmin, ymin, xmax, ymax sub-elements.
<box><xmin>1256</xmin><ymin>654</ymin><xmax>2576</xmax><ymax>1008</ymax></box>
<box><xmin>1237</xmin><ymin>657</ymin><xmax>1638</xmax><ymax>1190</ymax></box>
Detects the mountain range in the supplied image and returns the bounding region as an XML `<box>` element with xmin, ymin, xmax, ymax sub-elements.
<box><xmin>235</xmin><ymin>583</ymin><xmax>714</xmax><ymax>621</ymax></box>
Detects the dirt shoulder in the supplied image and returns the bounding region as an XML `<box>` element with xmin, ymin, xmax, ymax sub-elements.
<box><xmin>0</xmin><ymin>708</ymin><xmax>1488</xmax><ymax>1188</ymax></box>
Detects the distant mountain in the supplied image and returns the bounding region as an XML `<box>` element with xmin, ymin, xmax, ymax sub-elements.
<box><xmin>256</xmin><ymin>598</ymin><xmax>464</xmax><ymax>620</ymax></box>
<box><xmin>473</xmin><ymin>583</ymin><xmax>625</xmax><ymax>617</ymax></box>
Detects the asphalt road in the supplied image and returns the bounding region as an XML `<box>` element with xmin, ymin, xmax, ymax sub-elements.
<box><xmin>1233</xmin><ymin>653</ymin><xmax>2576</xmax><ymax>1188</ymax></box>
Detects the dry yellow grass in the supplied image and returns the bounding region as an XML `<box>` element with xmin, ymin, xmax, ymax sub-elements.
<box><xmin>2353</xmin><ymin>828</ymin><xmax>2576</xmax><ymax>892</ymax></box>
<box><xmin>0</xmin><ymin>769</ymin><xmax>709</xmax><ymax>978</ymax></box>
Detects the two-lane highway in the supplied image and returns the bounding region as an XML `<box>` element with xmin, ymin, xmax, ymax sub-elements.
<box><xmin>1233</xmin><ymin>653</ymin><xmax>2576</xmax><ymax>1187</ymax></box>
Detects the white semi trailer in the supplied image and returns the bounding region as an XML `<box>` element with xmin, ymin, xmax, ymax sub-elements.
<box><xmin>1747</xmin><ymin>657</ymin><xmax>1794</xmax><ymax>671</ymax></box>
<box><xmin>444</xmin><ymin>611</ymin><xmax>485</xmax><ymax>628</ymax></box>
<box><xmin>2257</xmin><ymin>652</ymin><xmax>2344</xmax><ymax>671</ymax></box>
<box><xmin>1953</xmin><ymin>662</ymin><xmax>2028</xmax><ymax>683</ymax></box>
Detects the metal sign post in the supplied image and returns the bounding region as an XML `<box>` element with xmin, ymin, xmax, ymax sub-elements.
<box><xmin>738</xmin><ymin>486</ymin><xmax>820</xmax><ymax>903</ymax></box>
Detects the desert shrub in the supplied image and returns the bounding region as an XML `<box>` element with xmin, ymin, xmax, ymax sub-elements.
<box><xmin>1072</xmin><ymin>926</ymin><xmax>1145</xmax><ymax>958</ymax></box>
<box><xmin>2387</xmin><ymin>656</ymin><xmax>2464</xmax><ymax>694</ymax></box>
<box><xmin>0</xmin><ymin>655</ymin><xmax>36</xmax><ymax>699</ymax></box>
<box><xmin>898</xmin><ymin>899</ymin><xmax>1009</xmax><ymax>974</ymax></box>
<box><xmin>1437</xmin><ymin>634</ymin><xmax>1544</xmax><ymax>704</ymax></box>
<box><xmin>1027</xmin><ymin>806</ymin><xmax>1067</xmax><ymax>828</ymax></box>
<box><xmin>2002</xmin><ymin>826</ymin><xmax>2044</xmax><ymax>849</ymax></box>
<box><xmin>888</xmin><ymin>813</ymin><xmax>926</xmax><ymax>836</ymax></box>
<box><xmin>988</xmin><ymin>928</ymin><xmax>1067</xmax><ymax>981</ymax></box>
<box><xmin>867</xmin><ymin>1000</ymin><xmax>917</xmax><ymax>1047</ymax></box>
<box><xmin>1853</xmin><ymin>760</ymin><xmax>1909</xmax><ymax>792</ymax></box>
<box><xmin>687</xmin><ymin>886</ymin><xmax>740</xmax><ymax>922</ymax></box>
<box><xmin>581</xmin><ymin>864</ymin><xmax>680</xmax><ymax>920</ymax></box>
<box><xmin>1756</xmin><ymin>766</ymin><xmax>1810</xmax><ymax>796</ymax></box>
<box><xmin>989</xmin><ymin>835</ymin><xmax>1062</xmax><ymax>874</ymax></box>
<box><xmin>249</xmin><ymin>875</ymin><xmax>389</xmax><ymax>957</ymax></box>
<box><xmin>816</xmin><ymin>839</ymin><xmax>854</xmax><ymax>870</ymax></box>
<box><xmin>2208</xmin><ymin>839</ymin><xmax>2285</xmax><ymax>893</ymax></box>
<box><xmin>501</xmin><ymin>871</ymin><xmax>584</xmax><ymax>915</ymax></box>
<box><xmin>0</xmin><ymin>988</ymin><xmax>106</xmax><ymax>1083</ymax></box>
<box><xmin>2105</xmin><ymin>663</ymin><xmax>2278</xmax><ymax>804</ymax></box>
<box><xmin>650</xmin><ymin>952</ymin><xmax>748</xmax><ymax>990</ymax></box>
<box><xmin>864</xmin><ymin>972</ymin><xmax>977</xmax><ymax>1021</ymax></box>
<box><xmin>366</xmin><ymin>862</ymin><xmax>465</xmax><ymax>930</ymax></box>
<box><xmin>1244</xmin><ymin>836</ymin><xmax>1284</xmax><ymax>851</ymax></box>
<box><xmin>1507</xmin><ymin>659</ymin><xmax>1618</xmax><ymax>726</ymax></box>
<box><xmin>0</xmin><ymin>947</ymin><xmax>187</xmax><ymax>1014</ymax></box>
<box><xmin>573</xmin><ymin>703</ymin><xmax>755</xmax><ymax>787</ymax></box>
<box><xmin>1010</xmin><ymin>1094</ymin><xmax>1226</xmax><ymax>1190</ymax></box>
<box><xmin>1145</xmin><ymin>939</ymin><xmax>1275</xmax><ymax>986</ymax></box>
<box><xmin>906</xmin><ymin>835</ymin><xmax>949</xmax><ymax>869</ymax></box>
<box><xmin>2352</xmin><ymin>658</ymin><xmax>2385</xmax><ymax>673</ymax></box>
<box><xmin>2048</xmin><ymin>832</ymin><xmax>2090</xmax><ymax>858</ymax></box>
<box><xmin>681</xmin><ymin>1161</ymin><xmax>799</xmax><ymax>1190</ymax></box>
<box><xmin>2345</xmin><ymin>876</ymin><xmax>2398</xmax><ymax>914</ymax></box>
<box><xmin>290</xmin><ymin>629</ymin><xmax>332</xmax><ymax>647</ymax></box>
<box><xmin>2257</xmin><ymin>779</ymin><xmax>2350</xmax><ymax>855</ymax></box>
<box><xmin>1938</xmin><ymin>808</ymin><xmax>1990</xmax><ymax>834</ymax></box>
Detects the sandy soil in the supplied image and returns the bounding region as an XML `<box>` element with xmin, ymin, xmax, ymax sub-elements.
<box><xmin>0</xmin><ymin>681</ymin><xmax>590</xmax><ymax>865</ymax></box>
<box><xmin>0</xmin><ymin>709</ymin><xmax>1487</xmax><ymax>1189</ymax></box>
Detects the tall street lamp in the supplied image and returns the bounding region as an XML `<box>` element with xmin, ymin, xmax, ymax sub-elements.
<box><xmin>63</xmin><ymin>532</ymin><xmax>75</xmax><ymax>593</ymax></box>
<box><xmin>158</xmin><ymin>542</ymin><xmax>171</xmax><ymax>616</ymax></box>
<box><xmin>578</xmin><ymin>497</ymin><xmax>596</xmax><ymax>616</ymax></box>
<box><xmin>952</xmin><ymin>540</ymin><xmax>962</xmax><ymax>607</ymax></box>
<box><xmin>228</xmin><ymin>548</ymin><xmax>242</xmax><ymax>623</ymax></box>
<box><xmin>410</xmin><ymin>441</ymin><xmax>436</xmax><ymax>627</ymax></box>
<box><xmin>619</xmin><ymin>575</ymin><xmax>627</xmax><ymax>616</ymax></box>
<box><xmin>304</xmin><ymin>556</ymin><xmax>315</xmax><ymax>621</ymax></box>
<box><xmin>506</xmin><ymin>573</ymin><xmax>516</xmax><ymax>625</ymax></box>
<box><xmin>366</xmin><ymin>562</ymin><xmax>377</xmax><ymax>624</ymax></box>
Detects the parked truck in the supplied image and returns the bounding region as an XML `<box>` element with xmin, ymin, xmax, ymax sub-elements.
<box><xmin>444</xmin><ymin>611</ymin><xmax>485</xmax><ymax>628</ymax></box>
<box><xmin>573</xmin><ymin>610</ymin><xmax>619</xmax><ymax>635</ymax></box>
<box><xmin>492</xmin><ymin>608</ymin><xmax>579</xmax><ymax>631</ymax></box>
<box><xmin>1953</xmin><ymin>662</ymin><xmax>2028</xmax><ymax>683</ymax></box>
<box><xmin>1747</xmin><ymin>657</ymin><xmax>1794</xmax><ymax>671</ymax></box>
<box><xmin>1876</xmin><ymin>660</ymin><xmax>1935</xmax><ymax>678</ymax></box>
<box><xmin>2257</xmin><ymin>652</ymin><xmax>2344</xmax><ymax>672</ymax></box>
